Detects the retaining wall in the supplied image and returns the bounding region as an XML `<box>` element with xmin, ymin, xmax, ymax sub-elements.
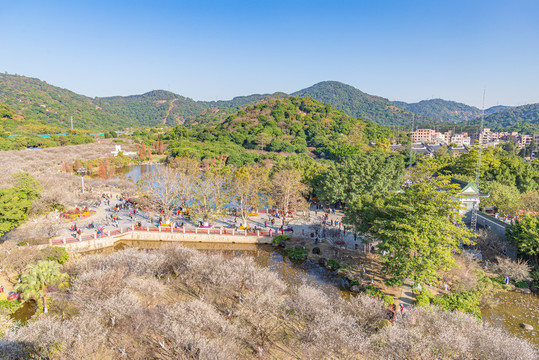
<box><xmin>53</xmin><ymin>229</ymin><xmax>275</xmax><ymax>252</ymax></box>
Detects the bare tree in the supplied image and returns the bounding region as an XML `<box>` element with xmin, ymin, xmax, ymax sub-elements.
<box><xmin>138</xmin><ymin>166</ymin><xmax>181</xmax><ymax>224</ymax></box>
<box><xmin>230</xmin><ymin>166</ymin><xmax>271</xmax><ymax>227</ymax></box>
<box><xmin>492</xmin><ymin>256</ymin><xmax>532</xmax><ymax>282</ymax></box>
<box><xmin>271</xmin><ymin>169</ymin><xmax>307</xmax><ymax>225</ymax></box>
<box><xmin>190</xmin><ymin>167</ymin><xmax>231</xmax><ymax>225</ymax></box>
<box><xmin>169</xmin><ymin>156</ymin><xmax>200</xmax><ymax>210</ymax></box>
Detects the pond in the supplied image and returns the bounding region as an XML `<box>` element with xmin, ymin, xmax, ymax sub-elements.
<box><xmin>119</xmin><ymin>164</ymin><xmax>161</xmax><ymax>183</ymax></box>
<box><xmin>482</xmin><ymin>290</ymin><xmax>539</xmax><ymax>345</ymax></box>
<box><xmin>11</xmin><ymin>299</ymin><xmax>37</xmax><ymax>323</ymax></box>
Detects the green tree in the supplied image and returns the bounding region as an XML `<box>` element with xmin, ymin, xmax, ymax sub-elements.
<box><xmin>316</xmin><ymin>151</ymin><xmax>404</xmax><ymax>205</ymax></box>
<box><xmin>507</xmin><ymin>215</ymin><xmax>539</xmax><ymax>267</ymax></box>
<box><xmin>15</xmin><ymin>260</ymin><xmax>68</xmax><ymax>313</ymax></box>
<box><xmin>0</xmin><ymin>173</ymin><xmax>42</xmax><ymax>236</ymax></box>
<box><xmin>481</xmin><ymin>181</ymin><xmax>521</xmax><ymax>216</ymax></box>
<box><xmin>345</xmin><ymin>160</ymin><xmax>472</xmax><ymax>285</ymax></box>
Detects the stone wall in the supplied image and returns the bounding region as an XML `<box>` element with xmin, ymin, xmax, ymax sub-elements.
<box><xmin>57</xmin><ymin>231</ymin><xmax>274</xmax><ymax>253</ymax></box>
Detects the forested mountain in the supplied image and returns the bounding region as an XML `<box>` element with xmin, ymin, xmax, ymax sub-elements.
<box><xmin>475</xmin><ymin>103</ymin><xmax>539</xmax><ymax>133</ymax></box>
<box><xmin>1</xmin><ymin>73</ymin><xmax>533</xmax><ymax>132</ymax></box>
<box><xmin>394</xmin><ymin>98</ymin><xmax>510</xmax><ymax>122</ymax></box>
<box><xmin>0</xmin><ymin>74</ymin><xmax>285</xmax><ymax>129</ymax></box>
<box><xmin>291</xmin><ymin>81</ymin><xmax>433</xmax><ymax>126</ymax></box>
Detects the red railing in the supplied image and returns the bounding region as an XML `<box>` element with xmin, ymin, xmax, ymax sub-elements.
<box><xmin>50</xmin><ymin>224</ymin><xmax>278</xmax><ymax>245</ymax></box>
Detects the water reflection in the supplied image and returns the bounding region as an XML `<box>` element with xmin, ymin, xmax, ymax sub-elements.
<box><xmin>482</xmin><ymin>291</ymin><xmax>539</xmax><ymax>345</ymax></box>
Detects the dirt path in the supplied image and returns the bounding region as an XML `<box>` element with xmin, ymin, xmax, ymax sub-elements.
<box><xmin>399</xmin><ymin>279</ymin><xmax>415</xmax><ymax>308</ymax></box>
<box><xmin>163</xmin><ymin>98</ymin><xmax>178</xmax><ymax>125</ymax></box>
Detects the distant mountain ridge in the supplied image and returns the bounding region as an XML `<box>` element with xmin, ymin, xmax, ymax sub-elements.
<box><xmin>393</xmin><ymin>98</ymin><xmax>510</xmax><ymax>123</ymax></box>
<box><xmin>473</xmin><ymin>103</ymin><xmax>539</xmax><ymax>133</ymax></box>
<box><xmin>0</xmin><ymin>73</ymin><xmax>535</xmax><ymax>131</ymax></box>
<box><xmin>292</xmin><ymin>81</ymin><xmax>433</xmax><ymax>126</ymax></box>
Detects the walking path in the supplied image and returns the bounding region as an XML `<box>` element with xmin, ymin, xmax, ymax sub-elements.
<box><xmin>399</xmin><ymin>279</ymin><xmax>415</xmax><ymax>308</ymax></box>
<box><xmin>52</xmin><ymin>197</ymin><xmax>361</xmax><ymax>249</ymax></box>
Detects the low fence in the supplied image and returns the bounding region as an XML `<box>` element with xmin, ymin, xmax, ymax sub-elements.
<box><xmin>50</xmin><ymin>225</ymin><xmax>280</xmax><ymax>246</ymax></box>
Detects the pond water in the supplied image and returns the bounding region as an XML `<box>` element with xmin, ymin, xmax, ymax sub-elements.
<box><xmin>119</xmin><ymin>164</ymin><xmax>161</xmax><ymax>183</ymax></box>
<box><xmin>11</xmin><ymin>300</ymin><xmax>37</xmax><ymax>323</ymax></box>
<box><xmin>482</xmin><ymin>290</ymin><xmax>539</xmax><ymax>345</ymax></box>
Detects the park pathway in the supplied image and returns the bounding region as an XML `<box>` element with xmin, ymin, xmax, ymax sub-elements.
<box><xmin>399</xmin><ymin>279</ymin><xmax>415</xmax><ymax>308</ymax></box>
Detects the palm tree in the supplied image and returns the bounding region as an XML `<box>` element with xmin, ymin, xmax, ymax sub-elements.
<box><xmin>15</xmin><ymin>260</ymin><xmax>68</xmax><ymax>313</ymax></box>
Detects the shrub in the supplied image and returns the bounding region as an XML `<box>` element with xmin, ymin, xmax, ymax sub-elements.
<box><xmin>327</xmin><ymin>259</ymin><xmax>341</xmax><ymax>271</ymax></box>
<box><xmin>287</xmin><ymin>246</ymin><xmax>307</xmax><ymax>261</ymax></box>
<box><xmin>382</xmin><ymin>295</ymin><xmax>394</xmax><ymax>307</ymax></box>
<box><xmin>365</xmin><ymin>285</ymin><xmax>383</xmax><ymax>298</ymax></box>
<box><xmin>272</xmin><ymin>234</ymin><xmax>290</xmax><ymax>245</ymax></box>
<box><xmin>41</xmin><ymin>247</ymin><xmax>69</xmax><ymax>264</ymax></box>
<box><xmin>431</xmin><ymin>291</ymin><xmax>482</xmax><ymax>319</ymax></box>
<box><xmin>514</xmin><ymin>280</ymin><xmax>529</xmax><ymax>289</ymax></box>
<box><xmin>0</xmin><ymin>300</ymin><xmax>22</xmax><ymax>315</ymax></box>
<box><xmin>414</xmin><ymin>289</ymin><xmax>433</xmax><ymax>307</ymax></box>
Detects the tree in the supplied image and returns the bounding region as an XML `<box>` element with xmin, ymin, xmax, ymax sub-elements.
<box><xmin>138</xmin><ymin>166</ymin><xmax>181</xmax><ymax>224</ymax></box>
<box><xmin>491</xmin><ymin>257</ymin><xmax>531</xmax><ymax>282</ymax></box>
<box><xmin>481</xmin><ymin>181</ymin><xmax>521</xmax><ymax>215</ymax></box>
<box><xmin>271</xmin><ymin>169</ymin><xmax>307</xmax><ymax>225</ymax></box>
<box><xmin>0</xmin><ymin>173</ymin><xmax>42</xmax><ymax>236</ymax></box>
<box><xmin>190</xmin><ymin>166</ymin><xmax>231</xmax><ymax>224</ymax></box>
<box><xmin>169</xmin><ymin>156</ymin><xmax>200</xmax><ymax>210</ymax></box>
<box><xmin>139</xmin><ymin>143</ymin><xmax>147</xmax><ymax>160</ymax></box>
<box><xmin>507</xmin><ymin>215</ymin><xmax>539</xmax><ymax>267</ymax></box>
<box><xmin>15</xmin><ymin>260</ymin><xmax>68</xmax><ymax>313</ymax></box>
<box><xmin>345</xmin><ymin>159</ymin><xmax>473</xmax><ymax>286</ymax></box>
<box><xmin>316</xmin><ymin>151</ymin><xmax>404</xmax><ymax>205</ymax></box>
<box><xmin>519</xmin><ymin>190</ymin><xmax>539</xmax><ymax>214</ymax></box>
<box><xmin>230</xmin><ymin>166</ymin><xmax>271</xmax><ymax>227</ymax></box>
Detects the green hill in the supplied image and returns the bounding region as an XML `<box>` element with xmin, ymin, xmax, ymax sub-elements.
<box><xmin>0</xmin><ymin>74</ymin><xmax>287</xmax><ymax>129</ymax></box>
<box><xmin>0</xmin><ymin>103</ymin><xmax>93</xmax><ymax>150</ymax></box>
<box><xmin>96</xmin><ymin>90</ymin><xmax>207</xmax><ymax>127</ymax></box>
<box><xmin>168</xmin><ymin>96</ymin><xmax>393</xmax><ymax>162</ymax></box>
<box><xmin>0</xmin><ymin>73</ymin><xmax>129</xmax><ymax>130</ymax></box>
<box><xmin>291</xmin><ymin>81</ymin><xmax>433</xmax><ymax>126</ymax></box>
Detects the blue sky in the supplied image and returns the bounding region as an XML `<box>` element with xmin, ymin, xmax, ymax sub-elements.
<box><xmin>1</xmin><ymin>0</ymin><xmax>538</xmax><ymax>107</ymax></box>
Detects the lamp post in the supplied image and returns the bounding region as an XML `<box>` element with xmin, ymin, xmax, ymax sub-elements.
<box><xmin>78</xmin><ymin>167</ymin><xmax>87</xmax><ymax>193</ymax></box>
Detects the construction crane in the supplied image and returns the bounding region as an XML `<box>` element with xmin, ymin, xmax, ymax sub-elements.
<box><xmin>470</xmin><ymin>90</ymin><xmax>486</xmax><ymax>233</ymax></box>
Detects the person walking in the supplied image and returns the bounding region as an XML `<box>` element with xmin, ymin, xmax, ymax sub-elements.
<box><xmin>400</xmin><ymin>304</ymin><xmax>404</xmax><ymax>315</ymax></box>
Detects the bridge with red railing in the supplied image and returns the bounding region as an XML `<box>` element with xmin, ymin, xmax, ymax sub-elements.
<box><xmin>50</xmin><ymin>225</ymin><xmax>282</xmax><ymax>246</ymax></box>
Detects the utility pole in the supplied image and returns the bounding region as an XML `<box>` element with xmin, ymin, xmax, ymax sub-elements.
<box><xmin>470</xmin><ymin>90</ymin><xmax>486</xmax><ymax>234</ymax></box>
<box><xmin>79</xmin><ymin>167</ymin><xmax>86</xmax><ymax>193</ymax></box>
<box><xmin>70</xmin><ymin>116</ymin><xmax>73</xmax><ymax>130</ymax></box>
<box><xmin>409</xmin><ymin>114</ymin><xmax>415</xmax><ymax>169</ymax></box>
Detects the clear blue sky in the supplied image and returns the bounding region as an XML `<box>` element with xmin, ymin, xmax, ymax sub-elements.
<box><xmin>1</xmin><ymin>0</ymin><xmax>538</xmax><ymax>107</ymax></box>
